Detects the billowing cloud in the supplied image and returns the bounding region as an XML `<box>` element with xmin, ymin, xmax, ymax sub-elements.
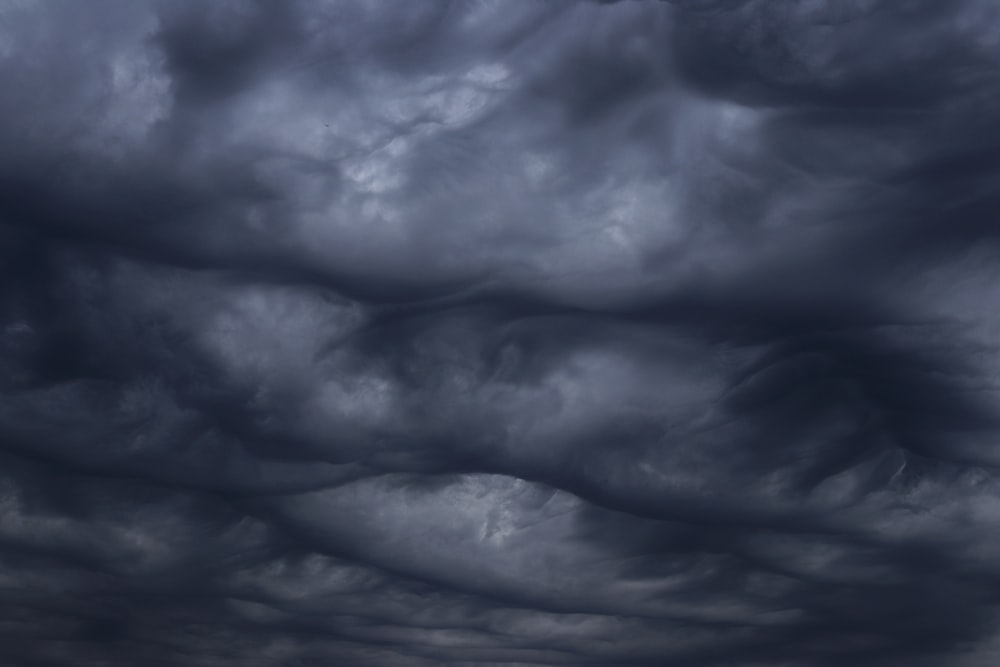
<box><xmin>2</xmin><ymin>0</ymin><xmax>1000</xmax><ymax>665</ymax></box>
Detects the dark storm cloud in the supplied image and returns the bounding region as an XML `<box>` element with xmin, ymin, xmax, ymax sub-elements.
<box><xmin>2</xmin><ymin>0</ymin><xmax>1000</xmax><ymax>665</ymax></box>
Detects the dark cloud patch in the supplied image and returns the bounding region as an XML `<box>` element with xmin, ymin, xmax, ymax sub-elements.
<box><xmin>670</xmin><ymin>0</ymin><xmax>997</xmax><ymax>109</ymax></box>
<box><xmin>157</xmin><ymin>0</ymin><xmax>303</xmax><ymax>104</ymax></box>
<box><xmin>1</xmin><ymin>0</ymin><xmax>1000</xmax><ymax>665</ymax></box>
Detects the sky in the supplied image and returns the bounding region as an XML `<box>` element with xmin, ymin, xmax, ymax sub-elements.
<box><xmin>2</xmin><ymin>0</ymin><xmax>1000</xmax><ymax>665</ymax></box>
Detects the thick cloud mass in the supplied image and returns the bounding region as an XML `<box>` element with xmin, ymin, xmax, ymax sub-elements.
<box><xmin>3</xmin><ymin>0</ymin><xmax>1000</xmax><ymax>664</ymax></box>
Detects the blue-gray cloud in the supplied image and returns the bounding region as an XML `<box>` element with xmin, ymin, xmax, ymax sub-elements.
<box><xmin>2</xmin><ymin>1</ymin><xmax>1000</xmax><ymax>665</ymax></box>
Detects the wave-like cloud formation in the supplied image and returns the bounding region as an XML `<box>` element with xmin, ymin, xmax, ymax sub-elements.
<box><xmin>3</xmin><ymin>1</ymin><xmax>1000</xmax><ymax>664</ymax></box>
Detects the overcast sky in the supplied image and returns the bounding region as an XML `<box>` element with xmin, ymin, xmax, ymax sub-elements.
<box><xmin>3</xmin><ymin>1</ymin><xmax>1000</xmax><ymax>665</ymax></box>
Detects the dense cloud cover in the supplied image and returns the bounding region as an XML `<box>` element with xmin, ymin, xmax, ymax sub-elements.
<box><xmin>3</xmin><ymin>0</ymin><xmax>1000</xmax><ymax>664</ymax></box>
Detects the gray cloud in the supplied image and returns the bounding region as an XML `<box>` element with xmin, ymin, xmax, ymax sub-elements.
<box><xmin>2</xmin><ymin>0</ymin><xmax>1000</xmax><ymax>664</ymax></box>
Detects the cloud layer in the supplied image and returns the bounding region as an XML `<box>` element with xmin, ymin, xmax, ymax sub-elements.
<box><xmin>3</xmin><ymin>1</ymin><xmax>1000</xmax><ymax>664</ymax></box>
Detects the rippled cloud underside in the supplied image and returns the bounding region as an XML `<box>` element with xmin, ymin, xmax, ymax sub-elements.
<box><xmin>3</xmin><ymin>1</ymin><xmax>1000</xmax><ymax>665</ymax></box>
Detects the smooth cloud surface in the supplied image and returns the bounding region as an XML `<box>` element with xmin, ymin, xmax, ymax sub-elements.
<box><xmin>3</xmin><ymin>1</ymin><xmax>1000</xmax><ymax>665</ymax></box>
